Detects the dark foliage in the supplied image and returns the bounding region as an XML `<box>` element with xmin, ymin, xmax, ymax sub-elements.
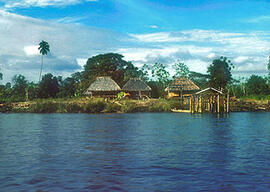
<box><xmin>38</xmin><ymin>73</ymin><xmax>59</xmax><ymax>98</ymax></box>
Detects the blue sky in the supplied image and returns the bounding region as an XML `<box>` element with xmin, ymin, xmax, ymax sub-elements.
<box><xmin>1</xmin><ymin>0</ymin><xmax>270</xmax><ymax>82</ymax></box>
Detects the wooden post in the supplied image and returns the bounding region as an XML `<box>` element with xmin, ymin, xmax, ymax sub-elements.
<box><xmin>227</xmin><ymin>94</ymin><xmax>230</xmax><ymax>113</ymax></box>
<box><xmin>210</xmin><ymin>96</ymin><xmax>212</xmax><ymax>113</ymax></box>
<box><xmin>217</xmin><ymin>94</ymin><xmax>220</xmax><ymax>113</ymax></box>
<box><xmin>207</xmin><ymin>98</ymin><xmax>210</xmax><ymax>112</ymax></box>
<box><xmin>189</xmin><ymin>96</ymin><xmax>192</xmax><ymax>113</ymax></box>
<box><xmin>194</xmin><ymin>96</ymin><xmax>198</xmax><ymax>112</ymax></box>
<box><xmin>199</xmin><ymin>96</ymin><xmax>202</xmax><ymax>113</ymax></box>
<box><xmin>191</xmin><ymin>96</ymin><xmax>195</xmax><ymax>114</ymax></box>
<box><xmin>223</xmin><ymin>96</ymin><xmax>226</xmax><ymax>113</ymax></box>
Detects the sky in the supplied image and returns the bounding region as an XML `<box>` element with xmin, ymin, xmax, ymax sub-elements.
<box><xmin>1</xmin><ymin>0</ymin><xmax>270</xmax><ymax>83</ymax></box>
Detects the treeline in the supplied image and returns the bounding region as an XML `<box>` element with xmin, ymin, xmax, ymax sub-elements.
<box><xmin>0</xmin><ymin>53</ymin><xmax>270</xmax><ymax>103</ymax></box>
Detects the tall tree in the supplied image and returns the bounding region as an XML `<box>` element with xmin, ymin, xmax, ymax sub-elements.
<box><xmin>246</xmin><ymin>75</ymin><xmax>269</xmax><ymax>95</ymax></box>
<box><xmin>38</xmin><ymin>40</ymin><xmax>50</xmax><ymax>82</ymax></box>
<box><xmin>0</xmin><ymin>68</ymin><xmax>2</xmax><ymax>81</ymax></box>
<box><xmin>173</xmin><ymin>62</ymin><xmax>190</xmax><ymax>78</ymax></box>
<box><xmin>38</xmin><ymin>73</ymin><xmax>59</xmax><ymax>98</ymax></box>
<box><xmin>84</xmin><ymin>53</ymin><xmax>128</xmax><ymax>84</ymax></box>
<box><xmin>12</xmin><ymin>74</ymin><xmax>28</xmax><ymax>99</ymax></box>
<box><xmin>207</xmin><ymin>56</ymin><xmax>234</xmax><ymax>90</ymax></box>
<box><xmin>83</xmin><ymin>53</ymin><xmax>144</xmax><ymax>86</ymax></box>
<box><xmin>150</xmin><ymin>63</ymin><xmax>170</xmax><ymax>85</ymax></box>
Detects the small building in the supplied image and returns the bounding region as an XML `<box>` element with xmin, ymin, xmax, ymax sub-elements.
<box><xmin>195</xmin><ymin>87</ymin><xmax>223</xmax><ymax>96</ymax></box>
<box><xmin>84</xmin><ymin>76</ymin><xmax>121</xmax><ymax>97</ymax></box>
<box><xmin>122</xmin><ymin>78</ymin><xmax>152</xmax><ymax>99</ymax></box>
<box><xmin>192</xmin><ymin>87</ymin><xmax>229</xmax><ymax>113</ymax></box>
<box><xmin>165</xmin><ymin>76</ymin><xmax>200</xmax><ymax>98</ymax></box>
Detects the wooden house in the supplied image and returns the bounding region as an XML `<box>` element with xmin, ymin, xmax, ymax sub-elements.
<box><xmin>165</xmin><ymin>77</ymin><xmax>200</xmax><ymax>98</ymax></box>
<box><xmin>122</xmin><ymin>78</ymin><xmax>151</xmax><ymax>99</ymax></box>
<box><xmin>84</xmin><ymin>76</ymin><xmax>121</xmax><ymax>97</ymax></box>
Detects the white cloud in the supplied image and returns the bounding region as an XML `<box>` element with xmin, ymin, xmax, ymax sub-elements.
<box><xmin>234</xmin><ymin>56</ymin><xmax>249</xmax><ymax>64</ymax></box>
<box><xmin>0</xmin><ymin>10</ymin><xmax>128</xmax><ymax>82</ymax></box>
<box><xmin>149</xmin><ymin>25</ymin><xmax>158</xmax><ymax>29</ymax></box>
<box><xmin>23</xmin><ymin>45</ymin><xmax>39</xmax><ymax>56</ymax></box>
<box><xmin>243</xmin><ymin>15</ymin><xmax>270</xmax><ymax>23</ymax></box>
<box><xmin>0</xmin><ymin>10</ymin><xmax>269</xmax><ymax>83</ymax></box>
<box><xmin>0</xmin><ymin>0</ymin><xmax>97</xmax><ymax>9</ymax></box>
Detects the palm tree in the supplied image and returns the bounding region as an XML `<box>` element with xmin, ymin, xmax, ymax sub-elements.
<box><xmin>38</xmin><ymin>40</ymin><xmax>50</xmax><ymax>82</ymax></box>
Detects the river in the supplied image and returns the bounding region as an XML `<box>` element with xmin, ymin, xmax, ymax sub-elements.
<box><xmin>0</xmin><ymin>112</ymin><xmax>270</xmax><ymax>191</ymax></box>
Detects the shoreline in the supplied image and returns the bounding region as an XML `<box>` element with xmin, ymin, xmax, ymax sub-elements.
<box><xmin>0</xmin><ymin>98</ymin><xmax>269</xmax><ymax>113</ymax></box>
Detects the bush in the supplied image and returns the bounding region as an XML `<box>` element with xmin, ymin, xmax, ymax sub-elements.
<box><xmin>83</xmin><ymin>100</ymin><xmax>106</xmax><ymax>113</ymax></box>
<box><xmin>148</xmin><ymin>100</ymin><xmax>171</xmax><ymax>112</ymax></box>
<box><xmin>30</xmin><ymin>101</ymin><xmax>58</xmax><ymax>113</ymax></box>
<box><xmin>103</xmin><ymin>103</ymin><xmax>121</xmax><ymax>113</ymax></box>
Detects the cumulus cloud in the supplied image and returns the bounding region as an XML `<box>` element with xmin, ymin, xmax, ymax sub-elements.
<box><xmin>0</xmin><ymin>10</ymin><xmax>129</xmax><ymax>82</ymax></box>
<box><xmin>0</xmin><ymin>0</ymin><xmax>97</xmax><ymax>8</ymax></box>
<box><xmin>243</xmin><ymin>15</ymin><xmax>270</xmax><ymax>23</ymax></box>
<box><xmin>127</xmin><ymin>30</ymin><xmax>270</xmax><ymax>76</ymax></box>
<box><xmin>0</xmin><ymin>9</ymin><xmax>270</xmax><ymax>83</ymax></box>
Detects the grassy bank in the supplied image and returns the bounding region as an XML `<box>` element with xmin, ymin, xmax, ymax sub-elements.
<box><xmin>0</xmin><ymin>97</ymin><xmax>189</xmax><ymax>113</ymax></box>
<box><xmin>1</xmin><ymin>97</ymin><xmax>269</xmax><ymax>113</ymax></box>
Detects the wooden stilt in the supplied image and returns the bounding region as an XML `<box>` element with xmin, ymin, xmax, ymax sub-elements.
<box><xmin>217</xmin><ymin>95</ymin><xmax>220</xmax><ymax>113</ymax></box>
<box><xmin>224</xmin><ymin>96</ymin><xmax>226</xmax><ymax>113</ymax></box>
<box><xmin>199</xmin><ymin>96</ymin><xmax>202</xmax><ymax>113</ymax></box>
<box><xmin>227</xmin><ymin>94</ymin><xmax>230</xmax><ymax>113</ymax></box>
<box><xmin>191</xmin><ymin>96</ymin><xmax>195</xmax><ymax>114</ymax></box>
<box><xmin>189</xmin><ymin>96</ymin><xmax>192</xmax><ymax>113</ymax></box>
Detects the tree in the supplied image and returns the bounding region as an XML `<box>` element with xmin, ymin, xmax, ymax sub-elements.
<box><xmin>173</xmin><ymin>62</ymin><xmax>190</xmax><ymax>78</ymax></box>
<box><xmin>38</xmin><ymin>40</ymin><xmax>50</xmax><ymax>82</ymax></box>
<box><xmin>189</xmin><ymin>71</ymin><xmax>210</xmax><ymax>89</ymax></box>
<box><xmin>83</xmin><ymin>53</ymin><xmax>145</xmax><ymax>87</ymax></box>
<box><xmin>207</xmin><ymin>56</ymin><xmax>234</xmax><ymax>90</ymax></box>
<box><xmin>12</xmin><ymin>74</ymin><xmax>28</xmax><ymax>99</ymax></box>
<box><xmin>57</xmin><ymin>77</ymin><xmax>77</xmax><ymax>97</ymax></box>
<box><xmin>38</xmin><ymin>73</ymin><xmax>59</xmax><ymax>98</ymax></box>
<box><xmin>246</xmin><ymin>75</ymin><xmax>269</xmax><ymax>95</ymax></box>
<box><xmin>150</xmin><ymin>63</ymin><xmax>170</xmax><ymax>85</ymax></box>
<box><xmin>0</xmin><ymin>68</ymin><xmax>2</xmax><ymax>81</ymax></box>
<box><xmin>84</xmin><ymin>53</ymin><xmax>129</xmax><ymax>85</ymax></box>
<box><xmin>123</xmin><ymin>62</ymin><xmax>147</xmax><ymax>82</ymax></box>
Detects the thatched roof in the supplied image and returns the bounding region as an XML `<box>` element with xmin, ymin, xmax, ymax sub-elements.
<box><xmin>166</xmin><ymin>77</ymin><xmax>200</xmax><ymax>92</ymax></box>
<box><xmin>122</xmin><ymin>78</ymin><xmax>151</xmax><ymax>92</ymax></box>
<box><xmin>196</xmin><ymin>87</ymin><xmax>223</xmax><ymax>95</ymax></box>
<box><xmin>85</xmin><ymin>76</ymin><xmax>121</xmax><ymax>93</ymax></box>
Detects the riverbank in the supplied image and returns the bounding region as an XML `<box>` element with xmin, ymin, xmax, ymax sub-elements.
<box><xmin>0</xmin><ymin>97</ymin><xmax>269</xmax><ymax>113</ymax></box>
<box><xmin>0</xmin><ymin>98</ymin><xmax>188</xmax><ymax>113</ymax></box>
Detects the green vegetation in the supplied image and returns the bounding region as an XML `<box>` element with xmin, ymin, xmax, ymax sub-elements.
<box><xmin>0</xmin><ymin>50</ymin><xmax>270</xmax><ymax>113</ymax></box>
<box><xmin>207</xmin><ymin>56</ymin><xmax>234</xmax><ymax>90</ymax></box>
<box><xmin>1</xmin><ymin>98</ymin><xmax>191</xmax><ymax>113</ymax></box>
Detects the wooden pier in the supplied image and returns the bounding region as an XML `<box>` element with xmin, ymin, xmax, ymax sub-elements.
<box><xmin>173</xmin><ymin>87</ymin><xmax>230</xmax><ymax>114</ymax></box>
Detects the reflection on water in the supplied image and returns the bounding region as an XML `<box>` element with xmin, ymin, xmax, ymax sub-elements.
<box><xmin>0</xmin><ymin>112</ymin><xmax>270</xmax><ymax>191</ymax></box>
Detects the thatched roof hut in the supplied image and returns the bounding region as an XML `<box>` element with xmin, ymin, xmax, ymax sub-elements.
<box><xmin>166</xmin><ymin>77</ymin><xmax>200</xmax><ymax>97</ymax></box>
<box><xmin>122</xmin><ymin>78</ymin><xmax>151</xmax><ymax>92</ymax></box>
<box><xmin>122</xmin><ymin>78</ymin><xmax>151</xmax><ymax>98</ymax></box>
<box><xmin>84</xmin><ymin>76</ymin><xmax>121</xmax><ymax>96</ymax></box>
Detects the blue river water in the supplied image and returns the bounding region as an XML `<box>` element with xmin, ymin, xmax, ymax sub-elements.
<box><xmin>0</xmin><ymin>112</ymin><xmax>270</xmax><ymax>192</ymax></box>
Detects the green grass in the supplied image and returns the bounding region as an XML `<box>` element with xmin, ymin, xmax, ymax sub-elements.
<box><xmin>1</xmin><ymin>97</ymin><xmax>192</xmax><ymax>113</ymax></box>
<box><xmin>239</xmin><ymin>94</ymin><xmax>270</xmax><ymax>101</ymax></box>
